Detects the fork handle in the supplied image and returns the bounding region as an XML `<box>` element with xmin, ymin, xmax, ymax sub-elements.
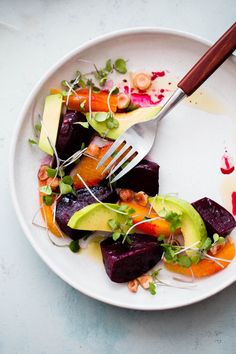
<box><xmin>177</xmin><ymin>22</ymin><xmax>236</xmax><ymax>96</ymax></box>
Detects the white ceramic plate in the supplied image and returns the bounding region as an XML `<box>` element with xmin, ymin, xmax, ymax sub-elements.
<box><xmin>10</xmin><ymin>28</ymin><xmax>236</xmax><ymax>310</ymax></box>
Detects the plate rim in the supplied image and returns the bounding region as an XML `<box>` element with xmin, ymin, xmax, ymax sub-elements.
<box><xmin>9</xmin><ymin>27</ymin><xmax>236</xmax><ymax>310</ymax></box>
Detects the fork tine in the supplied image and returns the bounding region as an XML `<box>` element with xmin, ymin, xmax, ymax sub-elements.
<box><xmin>106</xmin><ymin>147</ymin><xmax>136</xmax><ymax>179</ymax></box>
<box><xmin>110</xmin><ymin>154</ymin><xmax>141</xmax><ymax>183</ymax></box>
<box><xmin>101</xmin><ymin>142</ymin><xmax>129</xmax><ymax>174</ymax></box>
<box><xmin>96</xmin><ymin>137</ymin><xmax>125</xmax><ymax>169</ymax></box>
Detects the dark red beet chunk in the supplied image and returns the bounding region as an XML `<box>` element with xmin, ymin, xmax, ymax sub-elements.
<box><xmin>100</xmin><ymin>234</ymin><xmax>163</xmax><ymax>283</ymax></box>
<box><xmin>192</xmin><ymin>197</ymin><xmax>236</xmax><ymax>237</ymax></box>
<box><xmin>56</xmin><ymin>111</ymin><xmax>93</xmax><ymax>160</ymax></box>
<box><xmin>56</xmin><ymin>185</ymin><xmax>118</xmax><ymax>239</ymax></box>
<box><xmin>116</xmin><ymin>159</ymin><xmax>159</xmax><ymax>196</ymax></box>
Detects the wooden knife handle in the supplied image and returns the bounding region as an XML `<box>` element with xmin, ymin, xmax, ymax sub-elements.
<box><xmin>178</xmin><ymin>22</ymin><xmax>236</xmax><ymax>96</ymax></box>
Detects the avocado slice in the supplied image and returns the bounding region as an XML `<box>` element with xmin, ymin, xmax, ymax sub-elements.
<box><xmin>85</xmin><ymin>106</ymin><xmax>161</xmax><ymax>140</ymax></box>
<box><xmin>38</xmin><ymin>93</ymin><xmax>63</xmax><ymax>155</ymax></box>
<box><xmin>149</xmin><ymin>195</ymin><xmax>207</xmax><ymax>258</ymax></box>
<box><xmin>68</xmin><ymin>203</ymin><xmax>128</xmax><ymax>231</ymax></box>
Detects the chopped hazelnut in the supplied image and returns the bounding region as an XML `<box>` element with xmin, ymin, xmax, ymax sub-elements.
<box><xmin>38</xmin><ymin>165</ymin><xmax>49</xmax><ymax>181</ymax></box>
<box><xmin>47</xmin><ymin>177</ymin><xmax>59</xmax><ymax>191</ymax></box>
<box><xmin>134</xmin><ymin>191</ymin><xmax>148</xmax><ymax>206</ymax></box>
<box><xmin>119</xmin><ymin>189</ymin><xmax>134</xmax><ymax>202</ymax></box>
<box><xmin>137</xmin><ymin>275</ymin><xmax>153</xmax><ymax>289</ymax></box>
<box><xmin>128</xmin><ymin>279</ymin><xmax>139</xmax><ymax>293</ymax></box>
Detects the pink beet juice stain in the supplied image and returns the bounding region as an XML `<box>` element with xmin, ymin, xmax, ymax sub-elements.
<box><xmin>151</xmin><ymin>71</ymin><xmax>165</xmax><ymax>81</ymax></box>
<box><xmin>220</xmin><ymin>150</ymin><xmax>235</xmax><ymax>175</ymax></box>
<box><xmin>231</xmin><ymin>192</ymin><xmax>236</xmax><ymax>216</ymax></box>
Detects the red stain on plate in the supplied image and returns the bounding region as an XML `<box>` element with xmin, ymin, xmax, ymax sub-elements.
<box><xmin>231</xmin><ymin>192</ymin><xmax>236</xmax><ymax>216</ymax></box>
<box><xmin>220</xmin><ymin>150</ymin><xmax>235</xmax><ymax>175</ymax></box>
<box><xmin>151</xmin><ymin>71</ymin><xmax>165</xmax><ymax>81</ymax></box>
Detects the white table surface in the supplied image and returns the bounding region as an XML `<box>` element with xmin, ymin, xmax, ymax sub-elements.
<box><xmin>1</xmin><ymin>1</ymin><xmax>236</xmax><ymax>353</ymax></box>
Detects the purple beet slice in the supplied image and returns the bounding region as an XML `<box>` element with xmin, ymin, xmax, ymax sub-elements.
<box><xmin>116</xmin><ymin>159</ymin><xmax>159</xmax><ymax>196</ymax></box>
<box><xmin>192</xmin><ymin>197</ymin><xmax>236</xmax><ymax>237</ymax></box>
<box><xmin>56</xmin><ymin>110</ymin><xmax>93</xmax><ymax>160</ymax></box>
<box><xmin>55</xmin><ymin>185</ymin><xmax>118</xmax><ymax>239</ymax></box>
<box><xmin>100</xmin><ymin>234</ymin><xmax>163</xmax><ymax>283</ymax></box>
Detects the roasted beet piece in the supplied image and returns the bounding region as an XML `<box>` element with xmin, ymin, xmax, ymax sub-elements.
<box><xmin>56</xmin><ymin>185</ymin><xmax>118</xmax><ymax>239</ymax></box>
<box><xmin>100</xmin><ymin>234</ymin><xmax>163</xmax><ymax>283</ymax></box>
<box><xmin>192</xmin><ymin>197</ymin><xmax>236</xmax><ymax>237</ymax></box>
<box><xmin>116</xmin><ymin>159</ymin><xmax>159</xmax><ymax>196</ymax></box>
<box><xmin>56</xmin><ymin>111</ymin><xmax>93</xmax><ymax>160</ymax></box>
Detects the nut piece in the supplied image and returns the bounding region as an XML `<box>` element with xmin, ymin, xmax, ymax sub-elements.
<box><xmin>133</xmin><ymin>72</ymin><xmax>152</xmax><ymax>91</ymax></box>
<box><xmin>210</xmin><ymin>241</ymin><xmax>225</xmax><ymax>255</ymax></box>
<box><xmin>47</xmin><ymin>177</ymin><xmax>59</xmax><ymax>191</ymax></box>
<box><xmin>137</xmin><ymin>275</ymin><xmax>153</xmax><ymax>289</ymax></box>
<box><xmin>119</xmin><ymin>189</ymin><xmax>134</xmax><ymax>202</ymax></box>
<box><xmin>134</xmin><ymin>191</ymin><xmax>148</xmax><ymax>206</ymax></box>
<box><xmin>38</xmin><ymin>165</ymin><xmax>49</xmax><ymax>181</ymax></box>
<box><xmin>128</xmin><ymin>279</ymin><xmax>139</xmax><ymax>293</ymax></box>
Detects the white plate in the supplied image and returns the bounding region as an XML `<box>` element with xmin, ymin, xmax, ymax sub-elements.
<box><xmin>10</xmin><ymin>28</ymin><xmax>236</xmax><ymax>310</ymax></box>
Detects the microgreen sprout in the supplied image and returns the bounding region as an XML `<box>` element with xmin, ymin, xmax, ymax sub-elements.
<box><xmin>43</xmin><ymin>195</ymin><xmax>53</xmax><ymax>206</ymax></box>
<box><xmin>39</xmin><ymin>185</ymin><xmax>52</xmax><ymax>195</ymax></box>
<box><xmin>69</xmin><ymin>240</ymin><xmax>80</xmax><ymax>253</ymax></box>
<box><xmin>148</xmin><ymin>282</ymin><xmax>156</xmax><ymax>295</ymax></box>
<box><xmin>28</xmin><ymin>138</ymin><xmax>37</xmax><ymax>145</ymax></box>
<box><xmin>114</xmin><ymin>58</ymin><xmax>127</xmax><ymax>74</ymax></box>
<box><xmin>46</xmin><ymin>167</ymin><xmax>57</xmax><ymax>178</ymax></box>
<box><xmin>158</xmin><ymin>208</ymin><xmax>182</xmax><ymax>233</ymax></box>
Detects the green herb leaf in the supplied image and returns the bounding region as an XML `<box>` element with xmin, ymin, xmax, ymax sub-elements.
<box><xmin>99</xmin><ymin>77</ymin><xmax>107</xmax><ymax>86</ymax></box>
<box><xmin>34</xmin><ymin>123</ymin><xmax>41</xmax><ymax>133</ymax></box>
<box><xmin>108</xmin><ymin>219</ymin><xmax>119</xmax><ymax>231</ymax></box>
<box><xmin>213</xmin><ymin>233</ymin><xmax>219</xmax><ymax>243</ymax></box>
<box><xmin>149</xmin><ymin>282</ymin><xmax>156</xmax><ymax>295</ymax></box>
<box><xmin>62</xmin><ymin>175</ymin><xmax>73</xmax><ymax>185</ymax></box>
<box><xmin>94</xmin><ymin>113</ymin><xmax>108</xmax><ymax>122</ymax></box>
<box><xmin>59</xmin><ymin>181</ymin><xmax>73</xmax><ymax>195</ymax></box>
<box><xmin>111</xmin><ymin>87</ymin><xmax>119</xmax><ymax>95</ymax></box>
<box><xmin>127</xmin><ymin>208</ymin><xmax>136</xmax><ymax>215</ymax></box>
<box><xmin>157</xmin><ymin>234</ymin><xmax>165</xmax><ymax>242</ymax></box>
<box><xmin>161</xmin><ymin>210</ymin><xmax>182</xmax><ymax>233</ymax></box>
<box><xmin>113</xmin><ymin>231</ymin><xmax>121</xmax><ymax>241</ymax></box>
<box><xmin>43</xmin><ymin>195</ymin><xmax>53</xmax><ymax>206</ymax></box>
<box><xmin>69</xmin><ymin>240</ymin><xmax>80</xmax><ymax>253</ymax></box>
<box><xmin>114</xmin><ymin>58</ymin><xmax>127</xmax><ymax>74</ymax></box>
<box><xmin>126</xmin><ymin>218</ymin><xmax>133</xmax><ymax>226</ymax></box>
<box><xmin>105</xmin><ymin>59</ymin><xmax>113</xmax><ymax>72</ymax></box>
<box><xmin>151</xmin><ymin>268</ymin><xmax>162</xmax><ymax>279</ymax></box>
<box><xmin>92</xmin><ymin>86</ymin><xmax>101</xmax><ymax>93</ymax></box>
<box><xmin>106</xmin><ymin>120</ymin><xmax>115</xmax><ymax>129</ymax></box>
<box><xmin>118</xmin><ymin>204</ymin><xmax>129</xmax><ymax>212</ymax></box>
<box><xmin>46</xmin><ymin>167</ymin><xmax>57</xmax><ymax>178</ymax></box>
<box><xmin>39</xmin><ymin>185</ymin><xmax>52</xmax><ymax>195</ymax></box>
<box><xmin>201</xmin><ymin>237</ymin><xmax>212</xmax><ymax>251</ymax></box>
<box><xmin>28</xmin><ymin>138</ymin><xmax>37</xmax><ymax>145</ymax></box>
<box><xmin>112</xmin><ymin>118</ymin><xmax>119</xmax><ymax>128</ymax></box>
<box><xmin>80</xmin><ymin>100</ymin><xmax>86</xmax><ymax>111</ymax></box>
<box><xmin>81</xmin><ymin>142</ymin><xmax>86</xmax><ymax>150</ymax></box>
<box><xmin>177</xmin><ymin>255</ymin><xmax>192</xmax><ymax>268</ymax></box>
<box><xmin>126</xmin><ymin>103</ymin><xmax>139</xmax><ymax>112</ymax></box>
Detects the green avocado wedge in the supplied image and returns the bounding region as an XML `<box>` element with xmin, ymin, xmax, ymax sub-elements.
<box><xmin>38</xmin><ymin>93</ymin><xmax>63</xmax><ymax>156</ymax></box>
<box><xmin>68</xmin><ymin>203</ymin><xmax>128</xmax><ymax>231</ymax></box>
<box><xmin>149</xmin><ymin>195</ymin><xmax>207</xmax><ymax>258</ymax></box>
<box><xmin>85</xmin><ymin>106</ymin><xmax>162</xmax><ymax>140</ymax></box>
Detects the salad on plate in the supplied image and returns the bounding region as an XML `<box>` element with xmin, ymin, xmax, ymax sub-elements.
<box><xmin>29</xmin><ymin>57</ymin><xmax>236</xmax><ymax>295</ymax></box>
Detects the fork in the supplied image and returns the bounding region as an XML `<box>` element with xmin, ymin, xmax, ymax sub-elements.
<box><xmin>97</xmin><ymin>22</ymin><xmax>236</xmax><ymax>183</ymax></box>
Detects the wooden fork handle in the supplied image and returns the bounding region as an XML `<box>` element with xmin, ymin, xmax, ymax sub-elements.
<box><xmin>177</xmin><ymin>22</ymin><xmax>236</xmax><ymax>96</ymax></box>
